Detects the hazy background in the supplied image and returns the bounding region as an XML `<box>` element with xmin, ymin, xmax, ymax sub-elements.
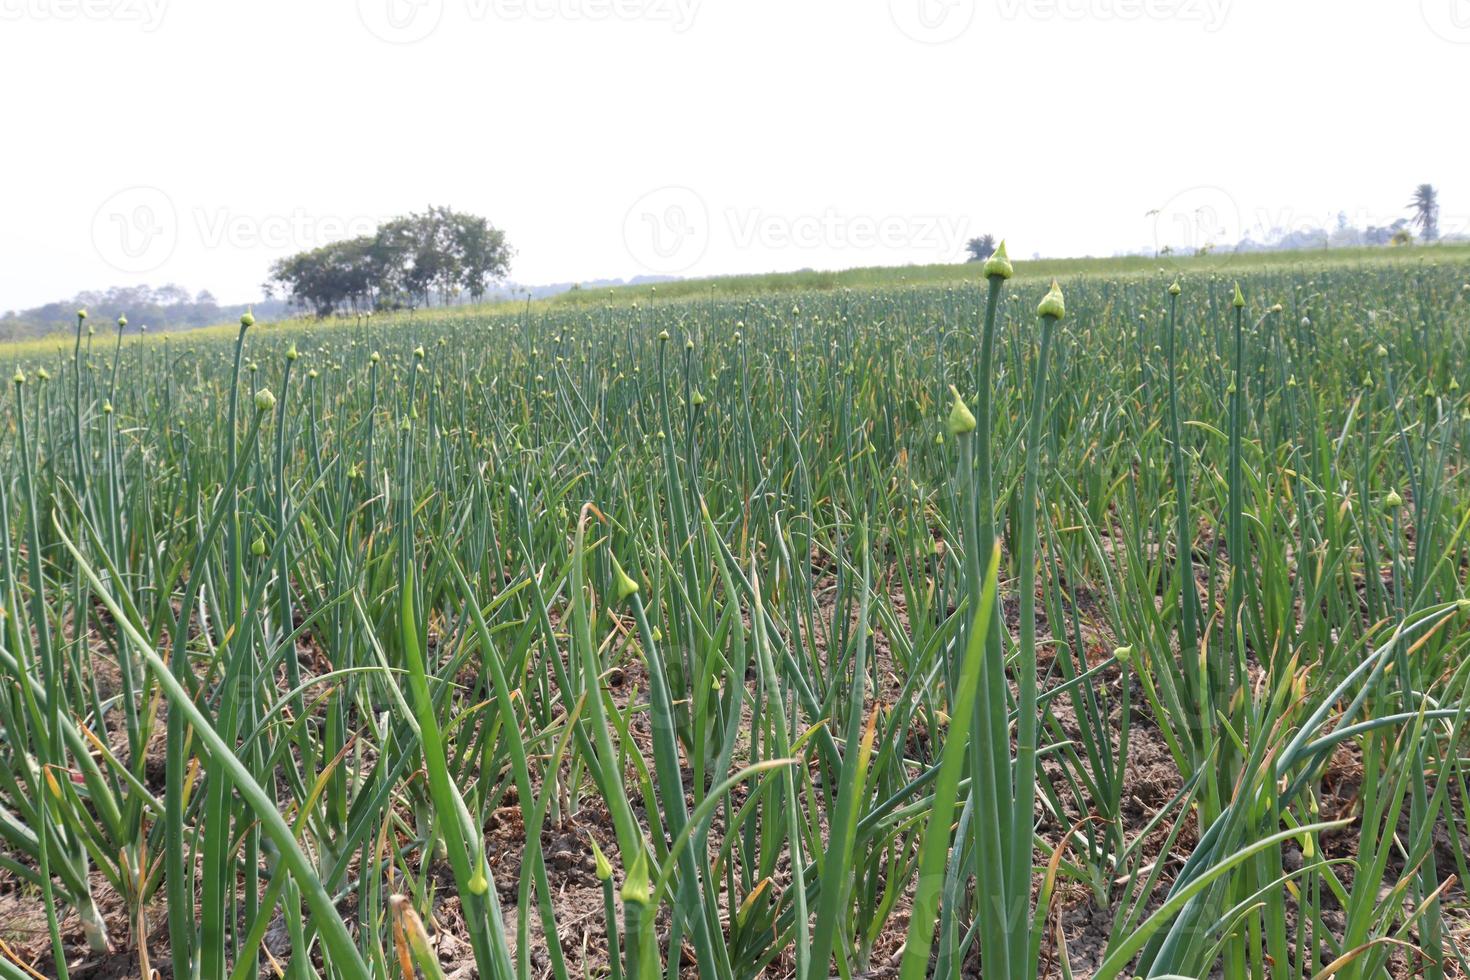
<box><xmin>1</xmin><ymin>0</ymin><xmax>1466</xmax><ymax>314</ymax></box>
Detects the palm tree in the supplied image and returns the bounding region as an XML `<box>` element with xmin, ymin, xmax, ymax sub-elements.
<box><xmin>1408</xmin><ymin>184</ymin><xmax>1440</xmax><ymax>242</ymax></box>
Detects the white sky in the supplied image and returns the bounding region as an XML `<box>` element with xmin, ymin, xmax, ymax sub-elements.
<box><xmin>1</xmin><ymin>0</ymin><xmax>1466</xmax><ymax>309</ymax></box>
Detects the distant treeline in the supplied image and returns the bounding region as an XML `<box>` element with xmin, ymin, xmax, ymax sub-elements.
<box><xmin>267</xmin><ymin>206</ymin><xmax>512</xmax><ymax>317</ymax></box>
<box><xmin>0</xmin><ymin>285</ymin><xmax>289</xmax><ymax>342</ymax></box>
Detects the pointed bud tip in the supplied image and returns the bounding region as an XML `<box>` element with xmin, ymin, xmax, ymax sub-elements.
<box><xmin>1038</xmin><ymin>280</ymin><xmax>1065</xmax><ymax>320</ymax></box>
<box><xmin>621</xmin><ymin>850</ymin><xmax>651</xmax><ymax>905</ymax></box>
<box><xmin>946</xmin><ymin>384</ymin><xmax>977</xmax><ymax>435</ymax></box>
<box><xmin>982</xmin><ymin>239</ymin><xmax>1014</xmax><ymax>280</ymax></box>
<box><xmin>612</xmin><ymin>555</ymin><xmax>641</xmax><ymax>602</ymax></box>
<box><xmin>588</xmin><ymin>836</ymin><xmax>613</xmax><ymax>881</ymax></box>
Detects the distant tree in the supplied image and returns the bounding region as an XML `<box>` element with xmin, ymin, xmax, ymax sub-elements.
<box><xmin>1409</xmin><ymin>184</ymin><xmax>1440</xmax><ymax>242</ymax></box>
<box><xmin>269</xmin><ymin>208</ymin><xmax>512</xmax><ymax>316</ymax></box>
<box><xmin>0</xmin><ymin>284</ymin><xmax>275</xmax><ymax>338</ymax></box>
<box><xmin>451</xmin><ymin>211</ymin><xmax>514</xmax><ymax>301</ymax></box>
<box><xmin>154</xmin><ymin>284</ymin><xmax>191</xmax><ymax>306</ymax></box>
<box><xmin>965</xmin><ymin>234</ymin><xmax>997</xmax><ymax>262</ymax></box>
<box><xmin>1364</xmin><ymin>218</ymin><xmax>1410</xmax><ymax>247</ymax></box>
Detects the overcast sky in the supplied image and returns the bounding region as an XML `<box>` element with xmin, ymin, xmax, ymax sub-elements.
<box><xmin>1</xmin><ymin>0</ymin><xmax>1466</xmax><ymax>309</ymax></box>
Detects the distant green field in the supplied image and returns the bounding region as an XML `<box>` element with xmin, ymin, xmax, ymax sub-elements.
<box><xmin>543</xmin><ymin>241</ymin><xmax>1470</xmax><ymax>306</ymax></box>
<box><xmin>8</xmin><ymin>243</ymin><xmax>1468</xmax><ymax>359</ymax></box>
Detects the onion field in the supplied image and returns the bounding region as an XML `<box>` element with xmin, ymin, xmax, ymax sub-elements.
<box><xmin>2</xmin><ymin>252</ymin><xmax>1469</xmax><ymax>979</ymax></box>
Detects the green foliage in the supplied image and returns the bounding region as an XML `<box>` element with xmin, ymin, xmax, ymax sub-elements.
<box><xmin>268</xmin><ymin>205</ymin><xmax>512</xmax><ymax>315</ymax></box>
<box><xmin>0</xmin><ymin>251</ymin><xmax>1468</xmax><ymax>980</ymax></box>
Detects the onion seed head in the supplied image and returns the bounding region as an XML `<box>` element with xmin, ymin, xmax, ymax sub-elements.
<box><xmin>946</xmin><ymin>385</ymin><xmax>976</xmax><ymax>435</ymax></box>
<box><xmin>589</xmin><ymin>836</ymin><xmax>613</xmax><ymax>881</ymax></box>
<box><xmin>1038</xmin><ymin>279</ymin><xmax>1066</xmax><ymax>320</ymax></box>
<box><xmin>621</xmin><ymin>850</ymin><xmax>651</xmax><ymax>905</ymax></box>
<box><xmin>982</xmin><ymin>240</ymin><xmax>1014</xmax><ymax>280</ymax></box>
<box><xmin>612</xmin><ymin>555</ymin><xmax>640</xmax><ymax>602</ymax></box>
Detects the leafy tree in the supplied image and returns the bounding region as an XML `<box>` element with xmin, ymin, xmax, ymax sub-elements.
<box><xmin>268</xmin><ymin>208</ymin><xmax>513</xmax><ymax>316</ymax></box>
<box><xmin>0</xmin><ymin>284</ymin><xmax>286</xmax><ymax>339</ymax></box>
<box><xmin>965</xmin><ymin>234</ymin><xmax>997</xmax><ymax>262</ymax></box>
<box><xmin>1409</xmin><ymin>184</ymin><xmax>1440</xmax><ymax>242</ymax></box>
<box><xmin>452</xmin><ymin>211</ymin><xmax>513</xmax><ymax>302</ymax></box>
